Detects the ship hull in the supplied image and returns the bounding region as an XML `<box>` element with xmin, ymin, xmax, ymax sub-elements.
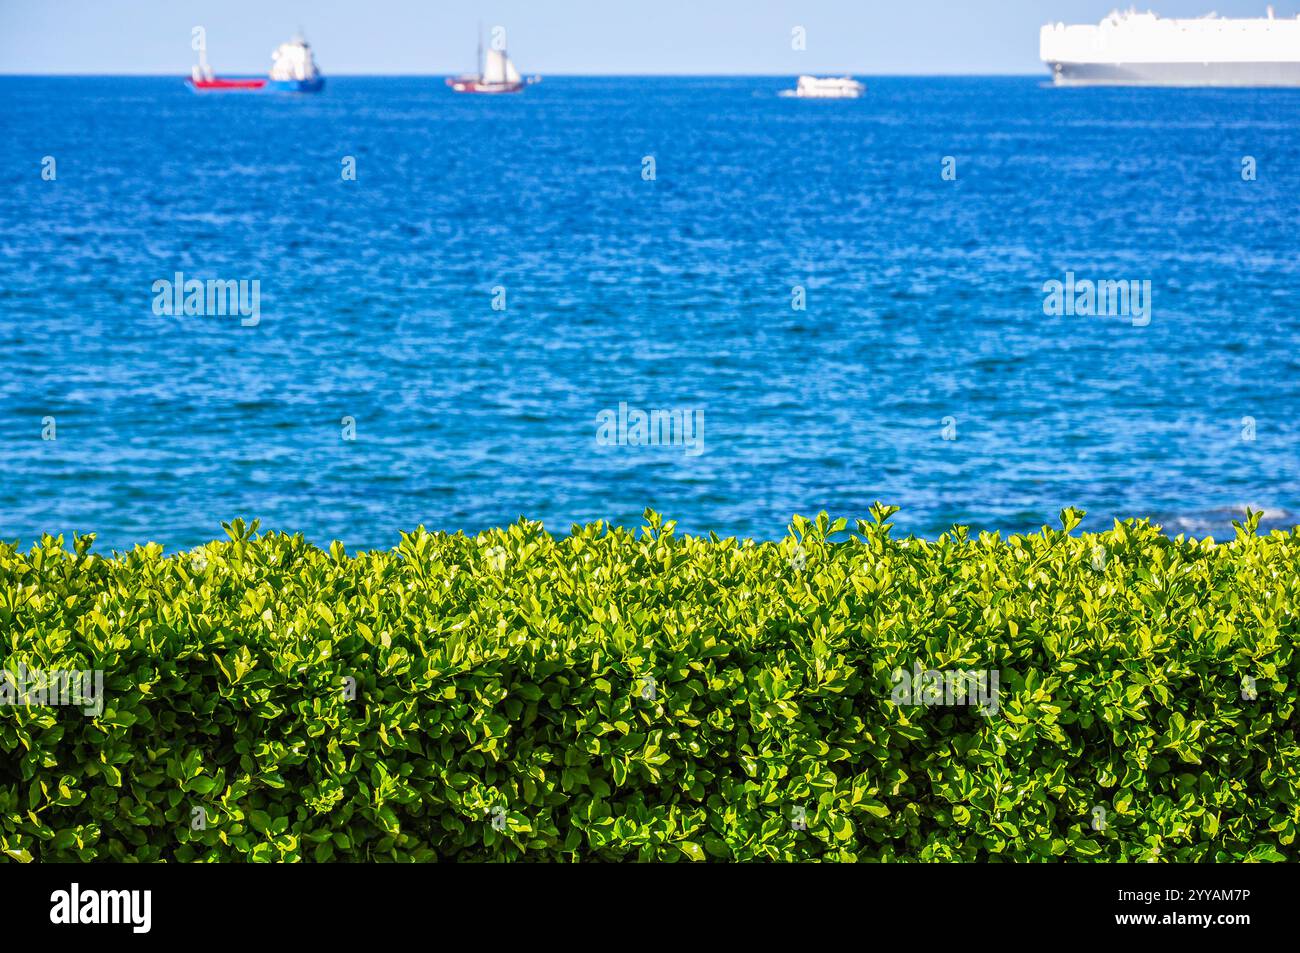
<box><xmin>1047</xmin><ymin>60</ymin><xmax>1300</xmax><ymax>88</ymax></box>
<box><xmin>446</xmin><ymin>77</ymin><xmax>523</xmax><ymax>94</ymax></box>
<box><xmin>780</xmin><ymin>88</ymin><xmax>864</xmax><ymax>99</ymax></box>
<box><xmin>187</xmin><ymin>78</ymin><xmax>267</xmax><ymax>92</ymax></box>
<box><xmin>269</xmin><ymin>78</ymin><xmax>325</xmax><ymax>93</ymax></box>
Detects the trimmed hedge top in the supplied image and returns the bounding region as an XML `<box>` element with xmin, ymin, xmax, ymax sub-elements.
<box><xmin>1</xmin><ymin>506</ymin><xmax>1297</xmax><ymax>862</ymax></box>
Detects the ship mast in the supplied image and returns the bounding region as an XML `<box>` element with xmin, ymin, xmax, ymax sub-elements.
<box><xmin>477</xmin><ymin>21</ymin><xmax>483</xmax><ymax>80</ymax></box>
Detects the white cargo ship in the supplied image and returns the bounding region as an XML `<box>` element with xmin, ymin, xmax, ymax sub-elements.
<box><xmin>269</xmin><ymin>32</ymin><xmax>324</xmax><ymax>93</ymax></box>
<box><xmin>1041</xmin><ymin>7</ymin><xmax>1300</xmax><ymax>86</ymax></box>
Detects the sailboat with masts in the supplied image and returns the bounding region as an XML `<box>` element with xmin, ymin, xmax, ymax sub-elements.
<box><xmin>447</xmin><ymin>27</ymin><xmax>526</xmax><ymax>93</ymax></box>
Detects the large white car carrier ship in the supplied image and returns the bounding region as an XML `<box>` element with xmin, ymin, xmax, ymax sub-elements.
<box><xmin>1041</xmin><ymin>7</ymin><xmax>1300</xmax><ymax>86</ymax></box>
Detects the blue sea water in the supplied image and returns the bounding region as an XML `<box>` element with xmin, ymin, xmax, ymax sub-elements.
<box><xmin>2</xmin><ymin>76</ymin><xmax>1299</xmax><ymax>552</ymax></box>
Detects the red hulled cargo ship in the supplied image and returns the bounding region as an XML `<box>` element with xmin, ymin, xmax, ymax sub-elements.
<box><xmin>186</xmin><ymin>43</ymin><xmax>267</xmax><ymax>91</ymax></box>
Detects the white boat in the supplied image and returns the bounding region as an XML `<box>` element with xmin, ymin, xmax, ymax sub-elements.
<box><xmin>779</xmin><ymin>75</ymin><xmax>865</xmax><ymax>99</ymax></box>
<box><xmin>1041</xmin><ymin>7</ymin><xmax>1300</xmax><ymax>87</ymax></box>
<box><xmin>447</xmin><ymin>31</ymin><xmax>526</xmax><ymax>94</ymax></box>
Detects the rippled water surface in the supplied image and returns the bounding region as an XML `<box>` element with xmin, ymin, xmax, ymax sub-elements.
<box><xmin>2</xmin><ymin>76</ymin><xmax>1299</xmax><ymax>551</ymax></box>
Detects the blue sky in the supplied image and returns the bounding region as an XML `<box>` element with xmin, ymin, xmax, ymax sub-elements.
<box><xmin>1</xmin><ymin>0</ymin><xmax>1296</xmax><ymax>75</ymax></box>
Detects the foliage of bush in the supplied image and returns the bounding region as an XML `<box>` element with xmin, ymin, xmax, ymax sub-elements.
<box><xmin>1</xmin><ymin>506</ymin><xmax>1296</xmax><ymax>862</ymax></box>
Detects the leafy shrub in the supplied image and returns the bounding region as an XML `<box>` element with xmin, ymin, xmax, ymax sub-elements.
<box><xmin>1</xmin><ymin>507</ymin><xmax>1296</xmax><ymax>862</ymax></box>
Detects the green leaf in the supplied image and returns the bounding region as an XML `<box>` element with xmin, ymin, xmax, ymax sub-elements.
<box><xmin>677</xmin><ymin>841</ymin><xmax>705</xmax><ymax>862</ymax></box>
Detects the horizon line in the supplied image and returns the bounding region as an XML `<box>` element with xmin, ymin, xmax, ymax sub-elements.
<box><xmin>0</xmin><ymin>70</ymin><xmax>1048</xmax><ymax>78</ymax></box>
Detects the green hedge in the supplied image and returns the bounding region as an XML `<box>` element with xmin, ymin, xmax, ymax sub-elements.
<box><xmin>1</xmin><ymin>506</ymin><xmax>1296</xmax><ymax>862</ymax></box>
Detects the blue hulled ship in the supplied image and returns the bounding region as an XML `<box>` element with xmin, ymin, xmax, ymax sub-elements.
<box><xmin>269</xmin><ymin>33</ymin><xmax>325</xmax><ymax>93</ymax></box>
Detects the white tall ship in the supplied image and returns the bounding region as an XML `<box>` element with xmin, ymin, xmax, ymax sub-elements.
<box><xmin>779</xmin><ymin>76</ymin><xmax>866</xmax><ymax>98</ymax></box>
<box><xmin>447</xmin><ymin>29</ymin><xmax>527</xmax><ymax>93</ymax></box>
<box><xmin>1042</xmin><ymin>7</ymin><xmax>1300</xmax><ymax>86</ymax></box>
